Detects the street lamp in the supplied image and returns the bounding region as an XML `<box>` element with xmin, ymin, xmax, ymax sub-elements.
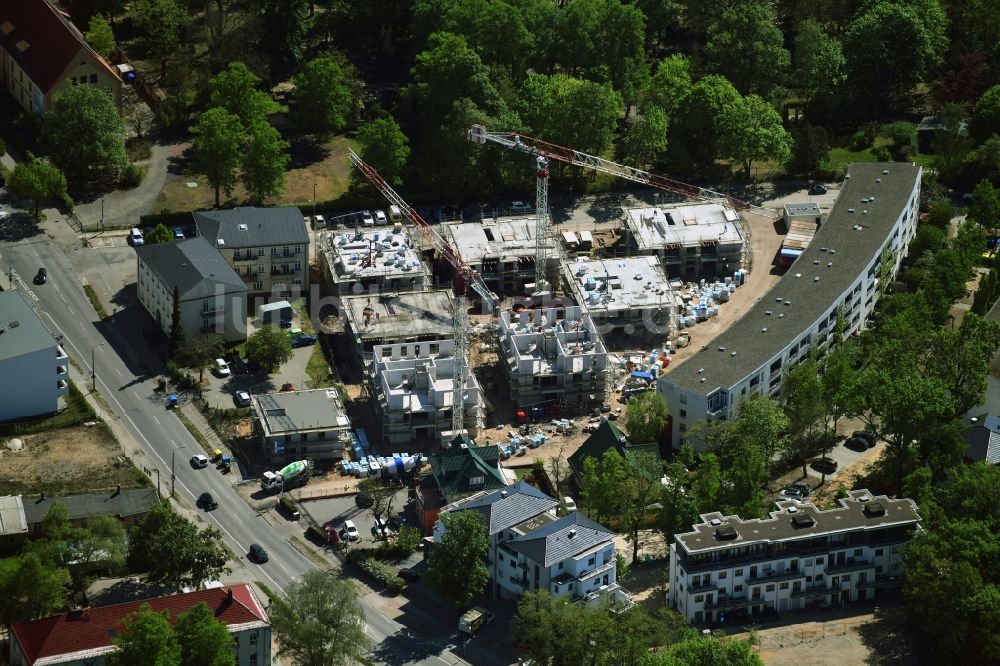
<box><xmin>91</xmin><ymin>342</ymin><xmax>106</xmax><ymax>390</ymax></box>
<box><xmin>171</xmin><ymin>444</ymin><xmax>188</xmax><ymax>497</ymax></box>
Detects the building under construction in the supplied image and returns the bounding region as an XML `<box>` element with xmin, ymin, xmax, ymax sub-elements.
<box><xmin>498</xmin><ymin>305</ymin><xmax>608</xmax><ymax>415</ymax></box>
<box><xmin>562</xmin><ymin>256</ymin><xmax>680</xmax><ymax>341</ymax></box>
<box><xmin>442</xmin><ymin>216</ymin><xmax>559</xmax><ymax>296</ymax></box>
<box><xmin>370</xmin><ymin>340</ymin><xmax>484</xmax><ymax>447</ymax></box>
<box><xmin>341</xmin><ymin>290</ymin><xmax>454</xmax><ymax>362</ymax></box>
<box><xmin>623</xmin><ymin>202</ymin><xmax>746</xmax><ymax>279</ymax></box>
<box><xmin>321</xmin><ymin>225</ymin><xmax>431</xmax><ymax>295</ymax></box>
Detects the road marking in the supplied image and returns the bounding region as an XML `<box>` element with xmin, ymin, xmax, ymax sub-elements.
<box><xmin>67</xmin><ymin>305</ymin><xmax>75</xmax><ymax>316</ymax></box>
<box><xmin>151</xmin><ymin>415</ymin><xmax>161</xmax><ymax>426</ymax></box>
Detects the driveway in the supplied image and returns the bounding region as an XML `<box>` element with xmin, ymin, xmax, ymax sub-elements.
<box><xmin>201</xmin><ymin>343</ymin><xmax>315</xmax><ymax>409</ymax></box>
<box><xmin>299</xmin><ymin>487</ymin><xmax>411</xmax><ymax>544</ymax></box>
<box><xmin>73</xmin><ymin>141</ymin><xmax>176</xmax><ymax>230</ymax></box>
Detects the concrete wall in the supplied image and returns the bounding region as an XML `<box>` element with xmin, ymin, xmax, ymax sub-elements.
<box><xmin>0</xmin><ymin>344</ymin><xmax>69</xmax><ymax>421</ymax></box>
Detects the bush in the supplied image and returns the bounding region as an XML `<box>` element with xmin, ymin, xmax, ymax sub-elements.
<box><xmin>358</xmin><ymin>557</ymin><xmax>406</xmax><ymax>594</ymax></box>
<box><xmin>121</xmin><ymin>163</ymin><xmax>142</xmax><ymax>188</ymax></box>
<box><xmin>850</xmin><ymin>124</ymin><xmax>877</xmax><ymax>150</ymax></box>
<box><xmin>165</xmin><ymin>360</ymin><xmax>198</xmax><ymax>390</ymax></box>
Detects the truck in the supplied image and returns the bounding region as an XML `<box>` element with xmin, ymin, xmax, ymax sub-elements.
<box><xmin>260</xmin><ymin>459</ymin><xmax>314</xmax><ymax>493</ymax></box>
<box><xmin>458</xmin><ymin>607</ymin><xmax>495</xmax><ymax>636</ymax></box>
<box><xmin>366</xmin><ymin>454</ymin><xmax>422</xmax><ymax>480</ymax></box>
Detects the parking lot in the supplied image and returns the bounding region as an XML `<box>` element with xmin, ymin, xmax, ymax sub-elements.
<box><xmin>298</xmin><ymin>486</ymin><xmax>412</xmax><ymax>545</ymax></box>
<box><xmin>200</xmin><ymin>342</ymin><xmax>316</xmax><ymax>409</ymax></box>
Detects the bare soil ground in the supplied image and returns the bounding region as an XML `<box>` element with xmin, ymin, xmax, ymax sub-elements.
<box><xmin>949</xmin><ymin>266</ymin><xmax>987</xmax><ymax>328</ymax></box>
<box><xmin>0</xmin><ymin>425</ymin><xmax>147</xmax><ymax>496</ymax></box>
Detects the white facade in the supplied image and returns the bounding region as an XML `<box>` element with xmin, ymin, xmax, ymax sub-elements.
<box><xmin>667</xmin><ymin>491</ymin><xmax>920</xmax><ymax>626</ymax></box>
<box><xmin>372</xmin><ymin>340</ymin><xmax>483</xmax><ymax>445</ymax></box>
<box><xmin>137</xmin><ymin>267</ymin><xmax>248</xmax><ymax>343</ymax></box>
<box><xmin>0</xmin><ymin>291</ymin><xmax>69</xmax><ymax>421</ymax></box>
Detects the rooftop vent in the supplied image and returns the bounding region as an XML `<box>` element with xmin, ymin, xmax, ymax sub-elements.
<box><xmin>730</xmin><ymin>351</ymin><xmax>737</xmax><ymax>357</ymax></box>
<box><xmin>709</xmin><ymin>518</ymin><xmax>722</xmax><ymax>526</ymax></box>
<box><xmin>813</xmin><ymin>276</ymin><xmax>820</xmax><ymax>282</ymax></box>
<box><xmin>791</xmin><ymin>513</ymin><xmax>815</xmax><ymax>528</ymax></box>
<box><xmin>784</xmin><ymin>300</ymin><xmax>791</xmax><ymax>306</ymax></box>
<box><xmin>500</xmin><ymin>490</ymin><xmax>508</xmax><ymax>498</ymax></box>
<box><xmin>870</xmin><ymin>197</ymin><xmax>875</xmax><ymax>202</ymax></box>
<box><xmin>795</xmin><ymin>273</ymin><xmax>801</xmax><ymax>278</ymax></box>
<box><xmin>848</xmin><ymin>208</ymin><xmax>855</xmax><ymax>214</ymax></box>
<box><xmin>778</xmin><ymin>313</ymin><xmax>784</xmax><ymax>318</ymax></box>
<box><xmin>858</xmin><ymin>493</ymin><xmax>872</xmax><ymax>502</ymax></box>
<box><xmin>863</xmin><ymin>210</ymin><xmax>868</xmax><ymax>215</ymax></box>
<box><xmin>765</xmin><ymin>310</ymin><xmax>772</xmax><ymax>316</ymax></box>
<box><xmin>820</xmin><ymin>247</ymin><xmax>828</xmax><ymax>252</ymax></box>
<box><xmin>882</xmin><ymin>169</ymin><xmax>889</xmax><ymax>175</ymax></box>
<box><xmin>864</xmin><ymin>501</ymin><xmax>886</xmax><ymax>517</ymax></box>
<box><xmin>829</xmin><ymin>249</ymin><xmax>836</xmax><ymax>254</ymax></box>
<box><xmin>238</xmin><ymin>224</ymin><xmax>248</xmax><ymax>231</ymax></box>
<box><xmin>761</xmin><ymin>327</ymin><xmax>768</xmax><ymax>332</ymax></box>
<box><xmin>569</xmin><ymin>529</ymin><xmax>577</xmax><ymax>538</ymax></box>
<box><xmin>715</xmin><ymin>525</ymin><xmax>738</xmax><ymax>541</ymax></box>
<box><xmin>787</xmin><ymin>505</ymin><xmax>799</xmax><ymax>513</ymax></box>
<box><xmin>718</xmin><ymin>346</ymin><xmax>725</xmax><ymax>352</ymax></box>
<box><xmin>700</xmin><ymin>377</ymin><xmax>706</xmax><ymax>382</ymax></box>
<box><xmin>698</xmin><ymin>368</ymin><xmax>704</xmax><ymax>374</ymax></box>
<box><xmin>776</xmin><ymin>297</ymin><xmax>783</xmax><ymax>302</ymax></box>
<box><xmin>827</xmin><ymin>262</ymin><xmax>833</xmax><ymax>267</ymax></box>
<box><xmin>876</xmin><ymin>178</ymin><xmax>882</xmax><ymax>183</ymax></box>
<box><xmin>813</xmin><ymin>260</ymin><xmax>820</xmax><ymax>265</ymax></box>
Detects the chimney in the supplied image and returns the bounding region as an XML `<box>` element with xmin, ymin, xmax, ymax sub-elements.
<box><xmin>500</xmin><ymin>490</ymin><xmax>508</xmax><ymax>498</ymax></box>
<box><xmin>569</xmin><ymin>529</ymin><xmax>577</xmax><ymax>538</ymax></box>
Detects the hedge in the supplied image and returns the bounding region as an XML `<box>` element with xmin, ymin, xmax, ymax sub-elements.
<box><xmin>357</xmin><ymin>557</ymin><xmax>405</xmax><ymax>594</ymax></box>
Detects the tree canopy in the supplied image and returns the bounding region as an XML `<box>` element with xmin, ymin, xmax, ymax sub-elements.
<box><xmin>8</xmin><ymin>157</ymin><xmax>69</xmax><ymax>219</ymax></box>
<box><xmin>426</xmin><ymin>510</ymin><xmax>489</xmax><ymax>609</ymax></box>
<box><xmin>127</xmin><ymin>502</ymin><xmax>230</xmax><ymax>589</ymax></box>
<box><xmin>357</xmin><ymin>117</ymin><xmax>410</xmax><ymax>186</ymax></box>
<box><xmin>190</xmin><ymin>107</ymin><xmax>244</xmax><ymax>207</ymax></box>
<box><xmin>41</xmin><ymin>84</ymin><xmax>127</xmax><ymax>188</ymax></box>
<box><xmin>245</xmin><ymin>325</ymin><xmax>293</xmax><ymax>374</ymax></box>
<box><xmin>705</xmin><ymin>2</ymin><xmax>790</xmax><ymax>98</ymax></box>
<box><xmin>292</xmin><ymin>57</ymin><xmax>354</xmax><ymax>135</ymax></box>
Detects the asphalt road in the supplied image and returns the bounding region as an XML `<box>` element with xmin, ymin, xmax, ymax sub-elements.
<box><xmin>0</xmin><ymin>235</ymin><xmax>479</xmax><ymax>666</ymax></box>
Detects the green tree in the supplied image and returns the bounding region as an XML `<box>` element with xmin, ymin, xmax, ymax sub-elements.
<box><xmin>518</xmin><ymin>72</ymin><xmax>624</xmax><ymax>157</ymax></box>
<box><xmin>209</xmin><ymin>61</ymin><xmax>275</xmax><ymax>129</ymax></box>
<box><xmin>357</xmin><ymin>479</ymin><xmax>397</xmax><ymax>526</ymax></box>
<box><xmin>624</xmin><ymin>107</ymin><xmax>669</xmax><ymax>168</ymax></box>
<box><xmin>131</xmin><ymin>0</ymin><xmax>189</xmax><ymax>78</ymax></box>
<box><xmin>85</xmin><ymin>13</ymin><xmax>116</xmax><ymax>58</ymax></box>
<box><xmin>249</xmin><ymin>0</ymin><xmax>310</xmax><ymax>75</ymax></box>
<box><xmin>713</xmin><ymin>395</ymin><xmax>788</xmax><ymax>515</ymax></box>
<box><xmin>971</xmin><ymin>84</ymin><xmax>1000</xmax><ymax>143</ymax></box>
<box><xmin>245</xmin><ymin>325</ymin><xmax>292</xmax><ymax>374</ymax></box>
<box><xmin>169</xmin><ymin>285</ymin><xmax>185</xmax><ymax>354</ymax></box>
<box><xmin>581</xmin><ymin>449</ymin><xmax>661</xmax><ymax>563</ymax></box>
<box><xmin>426</xmin><ymin>510</ymin><xmax>489</xmax><ymax>609</ymax></box>
<box><xmin>927</xmin><ymin>196</ymin><xmax>955</xmax><ymax>228</ymax></box>
<box><xmin>642</xmin><ymin>634</ymin><xmax>764</xmax><ymax>665</ymax></box>
<box><xmin>177</xmin><ymin>334</ymin><xmax>224</xmax><ymax>383</ymax></box>
<box><xmin>646</xmin><ymin>54</ymin><xmax>692</xmax><ymax>117</ymax></box>
<box><xmin>190</xmin><ymin>107</ymin><xmax>244</xmax><ymax>207</ymax></box>
<box><xmin>880</xmin><ymin>121</ymin><xmax>918</xmax><ymax>161</ymax></box>
<box><xmin>580</xmin><ymin>449</ymin><xmax>628</xmax><ymax>525</ymax></box>
<box><xmin>657</xmin><ymin>458</ymin><xmax>698</xmax><ymax>545</ymax></box>
<box><xmin>109</xmin><ymin>604</ymin><xmax>181</xmax><ymax>666</ymax></box>
<box><xmin>625</xmin><ymin>390</ymin><xmax>668</xmax><ymax>444</ymax></box>
<box><xmin>127</xmin><ymin>502</ymin><xmax>230</xmax><ymax>589</ymax></box>
<box><xmin>72</xmin><ymin>514</ymin><xmax>129</xmax><ymax>576</ymax></box>
<box><xmin>793</xmin><ymin>18</ymin><xmax>845</xmax><ymax>103</ymax></box>
<box><xmin>269</xmin><ymin>570</ymin><xmax>368</xmax><ymax>666</ymax></box>
<box><xmin>719</xmin><ymin>94</ymin><xmax>792</xmax><ymax>180</ymax></box>
<box><xmin>783</xmin><ymin>360</ymin><xmax>825</xmax><ymax>478</ymax></box>
<box><xmin>0</xmin><ymin>552</ymin><xmax>71</xmax><ymax>630</ymax></box>
<box><xmin>8</xmin><ymin>157</ymin><xmax>69</xmax><ymax>219</ymax></box>
<box><xmin>691</xmin><ymin>452</ymin><xmax>723</xmax><ymax>512</ymax></box>
<box><xmin>668</xmin><ymin>75</ymin><xmax>742</xmax><ymax>174</ymax></box>
<box><xmin>970</xmin><ymin>179</ymin><xmax>1000</xmax><ymax>230</ymax></box>
<box><xmin>787</xmin><ymin>123</ymin><xmax>830</xmax><ymax>178</ymax></box>
<box><xmin>705</xmin><ymin>2</ymin><xmax>790</xmax><ymax>97</ymax></box>
<box><xmin>357</xmin><ymin>117</ymin><xmax>410</xmax><ymax>186</ymax></box>
<box><xmin>241</xmin><ymin>120</ymin><xmax>289</xmax><ymax>203</ymax></box>
<box><xmin>149</xmin><ymin>223</ymin><xmax>175</xmax><ymax>245</ymax></box>
<box><xmin>41</xmin><ymin>84</ymin><xmax>127</xmax><ymax>187</ymax></box>
<box><xmin>174</xmin><ymin>602</ymin><xmax>235</xmax><ymax>666</ymax></box>
<box><xmin>292</xmin><ymin>56</ymin><xmax>354</xmax><ymax>135</ymax></box>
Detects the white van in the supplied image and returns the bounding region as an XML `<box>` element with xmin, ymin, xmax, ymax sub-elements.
<box><xmin>129</xmin><ymin>228</ymin><xmax>144</xmax><ymax>246</ymax></box>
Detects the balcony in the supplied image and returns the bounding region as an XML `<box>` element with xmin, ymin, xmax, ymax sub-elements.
<box><xmin>578</xmin><ymin>560</ymin><xmax>614</xmax><ymax>582</ymax></box>
<box><xmin>826</xmin><ymin>559</ymin><xmax>876</xmax><ymax>575</ymax></box>
<box><xmin>704</xmin><ymin>594</ymin><xmax>759</xmax><ymax>611</ymax></box>
<box><xmin>56</xmin><ymin>345</ymin><xmax>68</xmax><ymax>361</ymax></box>
<box><xmin>233</xmin><ymin>253</ymin><xmax>256</xmax><ymax>262</ymax></box>
<box><xmin>201</xmin><ymin>307</ymin><xmax>224</xmax><ymax>317</ymax></box>
<box><xmin>56</xmin><ymin>364</ymin><xmax>67</xmax><ymax>376</ymax></box>
<box><xmin>689</xmin><ymin>580</ymin><xmax>718</xmax><ymax>594</ymax></box>
<box><xmin>747</xmin><ymin>569</ymin><xmax>807</xmax><ymax>585</ymax></box>
<box><xmin>56</xmin><ymin>379</ymin><xmax>69</xmax><ymax>396</ymax></box>
<box><xmin>791</xmin><ymin>584</ymin><xmax>829</xmax><ymax>599</ymax></box>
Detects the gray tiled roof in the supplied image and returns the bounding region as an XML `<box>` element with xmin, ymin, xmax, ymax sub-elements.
<box><xmin>0</xmin><ymin>291</ymin><xmax>61</xmax><ymax>361</ymax></box>
<box><xmin>136</xmin><ymin>237</ymin><xmax>246</xmax><ymax>300</ymax></box>
<box><xmin>194</xmin><ymin>207</ymin><xmax>309</xmax><ymax>248</ymax></box>
<box><xmin>506</xmin><ymin>512</ymin><xmax>615</xmax><ymax>567</ymax></box>
<box><xmin>664</xmin><ymin>162</ymin><xmax>921</xmax><ymax>395</ymax></box>
<box><xmin>965</xmin><ymin>414</ymin><xmax>1000</xmax><ymax>464</ymax></box>
<box><xmin>459</xmin><ymin>482</ymin><xmax>558</xmax><ymax>535</ymax></box>
<box><xmin>22</xmin><ymin>489</ymin><xmax>158</xmax><ymax>525</ymax></box>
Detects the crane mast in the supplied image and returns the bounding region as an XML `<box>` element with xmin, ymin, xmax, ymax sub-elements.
<box><xmin>347</xmin><ymin>149</ymin><xmax>499</xmax><ymax>439</ymax></box>
<box><xmin>534</xmin><ymin>156</ymin><xmax>550</xmax><ymax>294</ymax></box>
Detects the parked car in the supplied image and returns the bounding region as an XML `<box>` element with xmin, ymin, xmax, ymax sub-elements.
<box><xmin>778</xmin><ymin>483</ymin><xmax>811</xmax><ymax>501</ymax></box>
<box><xmin>292</xmin><ymin>333</ymin><xmax>318</xmax><ymax>348</ymax></box>
<box><xmin>129</xmin><ymin>227</ymin><xmax>145</xmax><ymax>246</ymax></box>
<box><xmin>344</xmin><ymin>519</ymin><xmax>360</xmax><ymax>541</ymax></box>
<box><xmin>810</xmin><ymin>184</ymin><xmax>828</xmax><ymax>195</ymax></box>
<box><xmin>811</xmin><ymin>458</ymin><xmax>838</xmax><ymax>474</ymax></box>
<box><xmin>285</xmin><ymin>327</ymin><xmax>304</xmax><ymax>338</ymax></box>
<box><xmin>234</xmin><ymin>391</ymin><xmax>251</xmax><ymax>407</ymax></box>
<box><xmin>852</xmin><ymin>431</ymin><xmax>877</xmax><ymax>448</ymax></box>
<box><xmin>375</xmin><ymin>209</ymin><xmax>388</xmax><ymax>224</ymax></box>
<box><xmin>844</xmin><ymin>436</ymin><xmax>869</xmax><ymax>452</ymax></box>
<box><xmin>372</xmin><ymin>517</ymin><xmax>390</xmax><ymax>539</ymax></box>
<box><xmin>173</xmin><ymin>226</ymin><xmax>185</xmax><ymax>240</ymax></box>
<box><xmin>214</xmin><ymin>358</ymin><xmax>230</xmax><ymax>377</ymax></box>
<box><xmin>190</xmin><ymin>454</ymin><xmax>209</xmax><ymax>469</ymax></box>
<box><xmin>562</xmin><ymin>497</ymin><xmax>578</xmax><ymax>512</ymax></box>
<box><xmin>511</xmin><ymin>200</ymin><xmax>532</xmax><ymax>212</ymax></box>
<box><xmin>280</xmin><ymin>382</ymin><xmax>295</xmax><ymax>392</ymax></box>
<box><xmin>248</xmin><ymin>543</ymin><xmax>268</xmax><ymax>563</ymax></box>
<box><xmin>361</xmin><ymin>209</ymin><xmax>375</xmax><ymax>226</ymax></box>
<box><xmin>33</xmin><ymin>267</ymin><xmax>47</xmax><ymax>284</ymax></box>
<box><xmin>197</xmin><ymin>492</ymin><xmax>218</xmax><ymax>510</ymax></box>
<box><xmin>228</xmin><ymin>354</ymin><xmax>248</xmax><ymax>375</ymax></box>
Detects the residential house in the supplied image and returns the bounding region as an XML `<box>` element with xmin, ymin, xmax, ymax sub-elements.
<box><xmin>0</xmin><ymin>291</ymin><xmax>70</xmax><ymax>421</ymax></box>
<box><xmin>0</xmin><ymin>0</ymin><xmax>122</xmax><ymax>116</ymax></box>
<box><xmin>667</xmin><ymin>490</ymin><xmax>921</xmax><ymax>626</ymax></box>
<box><xmin>136</xmin><ymin>237</ymin><xmax>248</xmax><ymax>343</ymax></box>
<box><xmin>964</xmin><ymin>413</ymin><xmax>1000</xmax><ymax>465</ymax></box>
<box><xmin>416</xmin><ymin>435</ymin><xmax>508</xmax><ymax>534</ymax></box>
<box><xmin>21</xmin><ymin>488</ymin><xmax>159</xmax><ymax>535</ymax></box>
<box><xmin>0</xmin><ymin>495</ymin><xmax>28</xmax><ymax>553</ymax></box>
<box><xmin>253</xmin><ymin>388</ymin><xmax>351</xmax><ymax>466</ymax></box>
<box><xmin>10</xmin><ymin>583</ymin><xmax>271</xmax><ymax>666</ymax></box>
<box><xmin>567</xmin><ymin>419</ymin><xmax>660</xmax><ymax>484</ymax></box>
<box><xmin>194</xmin><ymin>207</ymin><xmax>310</xmax><ymax>298</ymax></box>
<box><xmin>435</xmin><ymin>482</ymin><xmax>631</xmax><ymax>607</ymax></box>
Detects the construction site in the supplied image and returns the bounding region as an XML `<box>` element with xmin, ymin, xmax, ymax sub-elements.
<box><xmin>321</xmin><ymin>224</ymin><xmax>431</xmax><ymax>295</ymax></box>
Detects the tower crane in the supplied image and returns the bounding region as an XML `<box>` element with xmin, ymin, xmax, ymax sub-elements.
<box><xmin>347</xmin><ymin>149</ymin><xmax>499</xmax><ymax>438</ymax></box>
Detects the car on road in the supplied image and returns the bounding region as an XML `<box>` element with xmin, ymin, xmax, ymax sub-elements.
<box><xmin>234</xmin><ymin>390</ymin><xmax>251</xmax><ymax>407</ymax></box>
<box><xmin>511</xmin><ymin>200</ymin><xmax>532</xmax><ymax>212</ymax></box>
<box><xmin>375</xmin><ymin>209</ymin><xmax>388</xmax><ymax>224</ymax></box>
<box><xmin>33</xmin><ymin>267</ymin><xmax>47</xmax><ymax>284</ymax></box>
<box><xmin>811</xmin><ymin>457</ymin><xmax>838</xmax><ymax>474</ymax></box>
<box><xmin>197</xmin><ymin>492</ymin><xmax>218</xmax><ymax>510</ymax></box>
<box><xmin>248</xmin><ymin>543</ymin><xmax>268</xmax><ymax>563</ymax></box>
<box><xmin>361</xmin><ymin>209</ymin><xmax>375</xmax><ymax>226</ymax></box>
<box><xmin>190</xmin><ymin>454</ymin><xmax>209</xmax><ymax>469</ymax></box>
<box><xmin>562</xmin><ymin>496</ymin><xmax>578</xmax><ymax>512</ymax></box>
<box><xmin>291</xmin><ymin>333</ymin><xmax>317</xmax><ymax>348</ymax></box>
<box><xmin>810</xmin><ymin>184</ymin><xmax>828</xmax><ymax>195</ymax></box>
<box><xmin>778</xmin><ymin>483</ymin><xmax>811</xmax><ymax>501</ymax></box>
<box><xmin>852</xmin><ymin>431</ymin><xmax>877</xmax><ymax>448</ymax></box>
<box><xmin>214</xmin><ymin>358</ymin><xmax>230</xmax><ymax>377</ymax></box>
<box><xmin>173</xmin><ymin>226</ymin><xmax>185</xmax><ymax>240</ymax></box>
<box><xmin>344</xmin><ymin>519</ymin><xmax>360</xmax><ymax>541</ymax></box>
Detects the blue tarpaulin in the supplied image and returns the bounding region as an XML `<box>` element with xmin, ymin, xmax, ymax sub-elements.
<box><xmin>631</xmin><ymin>371</ymin><xmax>655</xmax><ymax>383</ymax></box>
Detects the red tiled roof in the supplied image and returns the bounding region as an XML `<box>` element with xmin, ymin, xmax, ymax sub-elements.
<box><xmin>0</xmin><ymin>0</ymin><xmax>119</xmax><ymax>94</ymax></box>
<box><xmin>12</xmin><ymin>583</ymin><xmax>269</xmax><ymax>666</ymax></box>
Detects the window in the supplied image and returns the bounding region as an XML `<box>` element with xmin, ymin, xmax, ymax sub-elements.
<box><xmin>89</xmin><ymin>74</ymin><xmax>97</xmax><ymax>83</ymax></box>
<box><xmin>853</xmin><ymin>548</ymin><xmax>863</xmax><ymax>557</ymax></box>
<box><xmin>875</xmin><ymin>549</ymin><xmax>883</xmax><ymax>556</ymax></box>
<box><xmin>694</xmin><ymin>595</ymin><xmax>704</xmax><ymax>602</ymax></box>
<box><xmin>679</xmin><ymin>394</ymin><xmax>687</xmax><ymax>404</ymax></box>
<box><xmin>295</xmin><ymin>245</ymin><xmax>302</xmax><ymax>253</ymax></box>
<box><xmin>558</xmin><ymin>561</ymin><xmax>563</xmax><ymax>570</ymax></box>
<box><xmin>249</xmin><ymin>632</ymin><xmax>258</xmax><ymax>644</ymax></box>
<box><xmin>253</xmin><ymin>281</ymin><xmax>263</xmax><ymax>290</ymax></box>
<box><xmin>734</xmin><ymin>584</ymin><xmax>743</xmax><ymax>592</ymax></box>
<box><xmin>766</xmin><ymin>584</ymin><xmax>775</xmax><ymax>592</ymax></box>
<box><xmin>816</xmin><ymin>558</ymin><xmax>824</xmax><ymax>565</ymax></box>
<box><xmin>734</xmin><ymin>569</ymin><xmax>743</xmax><ymax>576</ymax></box>
<box><xmin>679</xmin><ymin>424</ymin><xmax>687</xmax><ymax>432</ymax></box>
<box><xmin>257</xmin><ymin>264</ymin><xmax>264</xmax><ymax>274</ymax></box>
<box><xmin>779</xmin><ymin>582</ymin><xmax>789</xmax><ymax>590</ymax></box>
<box><xmin>202</xmin><ymin>300</ymin><xmax>210</xmax><ymax>312</ymax></box>
<box><xmin>588</xmin><ymin>557</ymin><xmax>596</xmax><ymax>566</ymax></box>
<box><xmin>719</xmin><ymin>571</ymin><xmax>727</xmax><ymax>579</ymax></box>
<box><xmin>692</xmin><ymin>575</ymin><xmax>701</xmax><ymax>586</ymax></box>
<box><xmin>257</xmin><ymin>248</ymin><xmax>265</xmax><ymax>256</ymax></box>
<box><xmin>680</xmin><ymin>409</ymin><xmax>687</xmax><ymax>418</ymax></box>
<box><xmin>250</xmin><ymin>656</ymin><xmax>257</xmax><ymax>666</ymax></box>
<box><xmin>469</xmin><ymin>475</ymin><xmax>485</xmax><ymax>485</ymax></box>
<box><xmin>292</xmin><ymin>279</ymin><xmax>302</xmax><ymax>286</ymax></box>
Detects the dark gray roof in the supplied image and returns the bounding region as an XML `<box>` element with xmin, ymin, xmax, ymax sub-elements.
<box><xmin>965</xmin><ymin>414</ymin><xmax>1000</xmax><ymax>464</ymax></box>
<box><xmin>193</xmin><ymin>207</ymin><xmax>309</xmax><ymax>248</ymax></box>
<box><xmin>0</xmin><ymin>291</ymin><xmax>61</xmax><ymax>361</ymax></box>
<box><xmin>255</xmin><ymin>389</ymin><xmax>349</xmax><ymax>435</ymax></box>
<box><xmin>506</xmin><ymin>512</ymin><xmax>615</xmax><ymax>567</ymax></box>
<box><xmin>675</xmin><ymin>490</ymin><xmax>921</xmax><ymax>555</ymax></box>
<box><xmin>22</xmin><ymin>489</ymin><xmax>158</xmax><ymax>525</ymax></box>
<box><xmin>458</xmin><ymin>482</ymin><xmax>558</xmax><ymax>535</ymax></box>
<box><xmin>665</xmin><ymin>162</ymin><xmax>921</xmax><ymax>395</ymax></box>
<box><xmin>136</xmin><ymin>237</ymin><xmax>246</xmax><ymax>300</ymax></box>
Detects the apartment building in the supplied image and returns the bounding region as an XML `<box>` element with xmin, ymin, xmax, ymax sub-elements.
<box><xmin>253</xmin><ymin>389</ymin><xmax>351</xmax><ymax>466</ymax></box>
<box><xmin>0</xmin><ymin>0</ymin><xmax>122</xmax><ymax>116</ymax></box>
<box><xmin>416</xmin><ymin>435</ymin><xmax>509</xmax><ymax>533</ymax></box>
<box><xmin>658</xmin><ymin>162</ymin><xmax>922</xmax><ymax>451</ymax></box>
<box><xmin>194</xmin><ymin>207</ymin><xmax>310</xmax><ymax>297</ymax></box>
<box><xmin>321</xmin><ymin>225</ymin><xmax>431</xmax><ymax>295</ymax></box>
<box><xmin>667</xmin><ymin>490</ymin><xmax>921</xmax><ymax>626</ymax></box>
<box><xmin>0</xmin><ymin>291</ymin><xmax>69</xmax><ymax>421</ymax></box>
<box><xmin>136</xmin><ymin>237</ymin><xmax>248</xmax><ymax>343</ymax></box>
<box><xmin>10</xmin><ymin>584</ymin><xmax>271</xmax><ymax>666</ymax></box>
<box><xmin>623</xmin><ymin>202</ymin><xmax>745</xmax><ymax>278</ymax></box>
<box><xmin>499</xmin><ymin>305</ymin><xmax>607</xmax><ymax>413</ymax></box>
<box><xmin>341</xmin><ymin>290</ymin><xmax>454</xmax><ymax>363</ymax></box>
<box><xmin>443</xmin><ymin>216</ymin><xmax>558</xmax><ymax>295</ymax></box>
<box><xmin>371</xmin><ymin>340</ymin><xmax>484</xmax><ymax>447</ymax></box>
<box><xmin>436</xmin><ymin>482</ymin><xmax>631</xmax><ymax>607</ymax></box>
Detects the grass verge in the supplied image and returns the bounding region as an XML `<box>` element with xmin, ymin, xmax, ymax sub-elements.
<box><xmin>305</xmin><ymin>345</ymin><xmax>334</xmax><ymax>389</ymax></box>
<box><xmin>83</xmin><ymin>284</ymin><xmax>109</xmax><ymax>320</ymax></box>
<box><xmin>255</xmin><ymin>580</ymin><xmax>278</xmax><ymax>602</ymax></box>
<box><xmin>175</xmin><ymin>409</ymin><xmax>213</xmax><ymax>455</ymax></box>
